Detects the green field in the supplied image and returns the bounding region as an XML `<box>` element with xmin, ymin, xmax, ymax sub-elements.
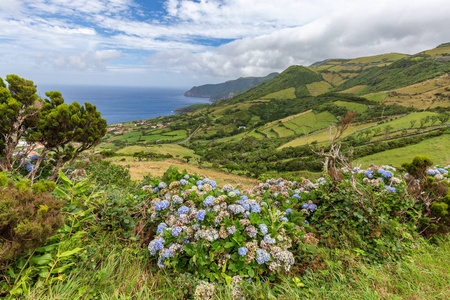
<box><xmin>346</xmin><ymin>53</ymin><xmax>407</xmax><ymax>64</ymax></box>
<box><xmin>354</xmin><ymin>134</ymin><xmax>450</xmax><ymax>167</ymax></box>
<box><xmin>306</xmin><ymin>81</ymin><xmax>332</xmax><ymax>96</ymax></box>
<box><xmin>116</xmin><ymin>144</ymin><xmax>199</xmax><ymax>159</ymax></box>
<box><xmin>261</xmin><ymin>87</ymin><xmax>296</xmax><ymax>100</ymax></box>
<box><xmin>279</xmin><ymin>122</ymin><xmax>378</xmax><ymax>149</ymax></box>
<box><xmin>363</xmin><ymin>92</ymin><xmax>388</xmax><ymax>103</ymax></box>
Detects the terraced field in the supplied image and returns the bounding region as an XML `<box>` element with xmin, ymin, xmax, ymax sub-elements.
<box><xmin>306</xmin><ymin>81</ymin><xmax>332</xmax><ymax>96</ymax></box>
<box><xmin>261</xmin><ymin>87</ymin><xmax>296</xmax><ymax>100</ymax></box>
<box><xmin>279</xmin><ymin>122</ymin><xmax>378</xmax><ymax>149</ymax></box>
<box><xmin>354</xmin><ymin>134</ymin><xmax>450</xmax><ymax>168</ymax></box>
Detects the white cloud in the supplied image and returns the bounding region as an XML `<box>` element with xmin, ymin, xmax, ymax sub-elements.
<box><xmin>1</xmin><ymin>0</ymin><xmax>450</xmax><ymax>86</ymax></box>
<box><xmin>150</xmin><ymin>0</ymin><xmax>450</xmax><ymax>78</ymax></box>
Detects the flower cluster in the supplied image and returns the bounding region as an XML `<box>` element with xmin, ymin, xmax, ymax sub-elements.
<box><xmin>146</xmin><ymin>174</ymin><xmax>312</xmax><ymax>280</ymax></box>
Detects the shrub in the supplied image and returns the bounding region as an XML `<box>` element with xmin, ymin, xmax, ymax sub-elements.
<box><xmin>146</xmin><ymin>174</ymin><xmax>315</xmax><ymax>282</ymax></box>
<box><xmin>0</xmin><ymin>184</ymin><xmax>64</xmax><ymax>265</ymax></box>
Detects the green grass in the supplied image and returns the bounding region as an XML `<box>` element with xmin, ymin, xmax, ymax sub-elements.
<box><xmin>272</xmin><ymin>125</ymin><xmax>295</xmax><ymax>137</ymax></box>
<box><xmin>363</xmin><ymin>92</ymin><xmax>388</xmax><ymax>103</ymax></box>
<box><xmin>354</xmin><ymin>134</ymin><xmax>450</xmax><ymax>168</ymax></box>
<box><xmin>24</xmin><ymin>234</ymin><xmax>450</xmax><ymax>299</ymax></box>
<box><xmin>116</xmin><ymin>144</ymin><xmax>198</xmax><ymax>159</ymax></box>
<box><xmin>306</xmin><ymin>81</ymin><xmax>332</xmax><ymax>96</ymax></box>
<box><xmin>334</xmin><ymin>101</ymin><xmax>368</xmax><ymax>113</ymax></box>
<box><xmin>261</xmin><ymin>87</ymin><xmax>296</xmax><ymax>100</ymax></box>
<box><xmin>346</xmin><ymin>53</ymin><xmax>408</xmax><ymax>64</ymax></box>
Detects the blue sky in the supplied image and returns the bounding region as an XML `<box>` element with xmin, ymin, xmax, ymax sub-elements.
<box><xmin>1</xmin><ymin>0</ymin><xmax>449</xmax><ymax>88</ymax></box>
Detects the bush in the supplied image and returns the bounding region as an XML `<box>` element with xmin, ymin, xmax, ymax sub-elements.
<box><xmin>146</xmin><ymin>174</ymin><xmax>313</xmax><ymax>282</ymax></box>
<box><xmin>0</xmin><ymin>184</ymin><xmax>64</xmax><ymax>265</ymax></box>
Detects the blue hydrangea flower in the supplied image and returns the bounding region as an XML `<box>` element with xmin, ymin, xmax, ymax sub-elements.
<box><xmin>178</xmin><ymin>206</ymin><xmax>190</xmax><ymax>215</ymax></box>
<box><xmin>184</xmin><ymin>174</ymin><xmax>189</xmax><ymax>179</ymax></box>
<box><xmin>232</xmin><ymin>189</ymin><xmax>240</xmax><ymax>196</ymax></box>
<box><xmin>304</xmin><ymin>220</ymin><xmax>309</xmax><ymax>225</ymax></box>
<box><xmin>285</xmin><ymin>208</ymin><xmax>293</xmax><ymax>215</ymax></box>
<box><xmin>280</xmin><ymin>217</ymin><xmax>288</xmax><ymax>222</ymax></box>
<box><xmin>158</xmin><ymin>182</ymin><xmax>167</xmax><ymax>189</ymax></box>
<box><xmin>427</xmin><ymin>169</ymin><xmax>436</xmax><ymax>176</ymax></box>
<box><xmin>203</xmin><ymin>196</ymin><xmax>215</xmax><ymax>207</ymax></box>
<box><xmin>263</xmin><ymin>234</ymin><xmax>276</xmax><ymax>244</ymax></box>
<box><xmin>238</xmin><ymin>247</ymin><xmax>248</xmax><ymax>257</ymax></box>
<box><xmin>301</xmin><ymin>203</ymin><xmax>309</xmax><ymax>209</ymax></box>
<box><xmin>240</xmin><ymin>195</ymin><xmax>249</xmax><ymax>201</ymax></box>
<box><xmin>292</xmin><ymin>194</ymin><xmax>301</xmax><ymax>199</ymax></box>
<box><xmin>364</xmin><ymin>170</ymin><xmax>373</xmax><ymax>178</ymax></box>
<box><xmin>162</xmin><ymin>249</ymin><xmax>175</xmax><ymax>259</ymax></box>
<box><xmin>197</xmin><ymin>210</ymin><xmax>206</xmax><ymax>221</ymax></box>
<box><xmin>153</xmin><ymin>187</ymin><xmax>159</xmax><ymax>194</ymax></box>
<box><xmin>29</xmin><ymin>154</ymin><xmax>40</xmax><ymax>161</ymax></box>
<box><xmin>377</xmin><ymin>169</ymin><xmax>385</xmax><ymax>174</ymax></box>
<box><xmin>255</xmin><ymin>249</ymin><xmax>270</xmax><ymax>264</ymax></box>
<box><xmin>382</xmin><ymin>171</ymin><xmax>393</xmax><ymax>178</ymax></box>
<box><xmin>156</xmin><ymin>223</ymin><xmax>167</xmax><ymax>234</ymax></box>
<box><xmin>148</xmin><ymin>237</ymin><xmax>165</xmax><ymax>255</ymax></box>
<box><xmin>259</xmin><ymin>224</ymin><xmax>268</xmax><ymax>235</ymax></box>
<box><xmin>172</xmin><ymin>227</ymin><xmax>182</xmax><ymax>237</ymax></box>
<box><xmin>250</xmin><ymin>203</ymin><xmax>261</xmax><ymax>213</ymax></box>
<box><xmin>438</xmin><ymin>168</ymin><xmax>447</xmax><ymax>174</ymax></box>
<box><xmin>384</xmin><ymin>185</ymin><xmax>396</xmax><ymax>193</ymax></box>
<box><xmin>180</xmin><ymin>179</ymin><xmax>188</xmax><ymax>186</ymax></box>
<box><xmin>308</xmin><ymin>204</ymin><xmax>317</xmax><ymax>212</ymax></box>
<box><xmin>154</xmin><ymin>200</ymin><xmax>170</xmax><ymax>211</ymax></box>
<box><xmin>25</xmin><ymin>164</ymin><xmax>34</xmax><ymax>172</ymax></box>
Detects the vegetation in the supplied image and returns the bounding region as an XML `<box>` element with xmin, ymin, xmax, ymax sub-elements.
<box><xmin>1</xmin><ymin>43</ymin><xmax>450</xmax><ymax>299</ymax></box>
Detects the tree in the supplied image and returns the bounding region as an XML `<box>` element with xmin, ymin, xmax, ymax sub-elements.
<box><xmin>0</xmin><ymin>75</ymin><xmax>107</xmax><ymax>180</ymax></box>
<box><xmin>0</xmin><ymin>75</ymin><xmax>41</xmax><ymax>172</ymax></box>
<box><xmin>25</xmin><ymin>91</ymin><xmax>82</xmax><ymax>180</ymax></box>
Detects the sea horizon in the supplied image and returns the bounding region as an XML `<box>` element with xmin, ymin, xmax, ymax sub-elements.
<box><xmin>36</xmin><ymin>84</ymin><xmax>210</xmax><ymax>125</ymax></box>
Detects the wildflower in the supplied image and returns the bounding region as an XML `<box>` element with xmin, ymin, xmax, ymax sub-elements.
<box><xmin>172</xmin><ymin>227</ymin><xmax>183</xmax><ymax>237</ymax></box>
<box><xmin>197</xmin><ymin>210</ymin><xmax>206</xmax><ymax>221</ymax></box>
<box><xmin>238</xmin><ymin>247</ymin><xmax>248</xmax><ymax>257</ymax></box>
<box><xmin>178</xmin><ymin>206</ymin><xmax>190</xmax><ymax>215</ymax></box>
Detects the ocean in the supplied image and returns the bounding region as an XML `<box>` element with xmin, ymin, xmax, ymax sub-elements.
<box><xmin>36</xmin><ymin>85</ymin><xmax>210</xmax><ymax>125</ymax></box>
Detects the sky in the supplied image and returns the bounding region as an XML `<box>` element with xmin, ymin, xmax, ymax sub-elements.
<box><xmin>0</xmin><ymin>0</ymin><xmax>449</xmax><ymax>88</ymax></box>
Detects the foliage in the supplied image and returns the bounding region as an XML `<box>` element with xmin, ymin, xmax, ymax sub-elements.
<box><xmin>81</xmin><ymin>158</ymin><xmax>131</xmax><ymax>188</ymax></box>
<box><xmin>0</xmin><ymin>180</ymin><xmax>64</xmax><ymax>266</ymax></box>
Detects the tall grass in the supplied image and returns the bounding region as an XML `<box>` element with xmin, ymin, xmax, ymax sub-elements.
<box><xmin>24</xmin><ymin>235</ymin><xmax>449</xmax><ymax>299</ymax></box>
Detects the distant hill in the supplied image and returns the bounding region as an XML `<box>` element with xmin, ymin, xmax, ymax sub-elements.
<box><xmin>184</xmin><ymin>73</ymin><xmax>278</xmax><ymax>102</ymax></box>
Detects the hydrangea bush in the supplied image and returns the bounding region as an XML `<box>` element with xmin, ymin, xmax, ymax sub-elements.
<box><xmin>145</xmin><ymin>159</ymin><xmax>449</xmax><ymax>286</ymax></box>
<box><xmin>146</xmin><ymin>174</ymin><xmax>315</xmax><ymax>282</ymax></box>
